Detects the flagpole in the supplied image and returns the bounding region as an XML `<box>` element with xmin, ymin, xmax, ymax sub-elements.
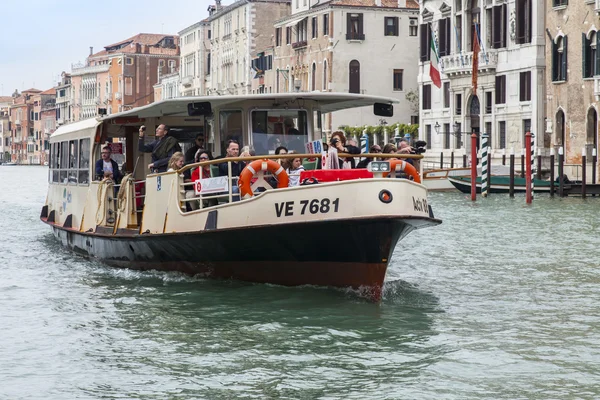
<box><xmin>474</xmin><ymin>22</ymin><xmax>488</xmax><ymax>64</ymax></box>
<box><xmin>454</xmin><ymin>23</ymin><xmax>464</xmax><ymax>66</ymax></box>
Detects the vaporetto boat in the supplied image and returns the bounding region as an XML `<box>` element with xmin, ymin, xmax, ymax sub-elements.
<box><xmin>40</xmin><ymin>93</ymin><xmax>441</xmax><ymax>301</ymax></box>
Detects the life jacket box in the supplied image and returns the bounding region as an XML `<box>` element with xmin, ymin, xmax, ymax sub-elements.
<box><xmin>300</xmin><ymin>169</ymin><xmax>373</xmax><ymax>183</ymax></box>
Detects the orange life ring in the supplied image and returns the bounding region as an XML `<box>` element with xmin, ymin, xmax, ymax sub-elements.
<box><xmin>382</xmin><ymin>159</ymin><xmax>421</xmax><ymax>183</ymax></box>
<box><xmin>239</xmin><ymin>159</ymin><xmax>289</xmax><ymax>198</ymax></box>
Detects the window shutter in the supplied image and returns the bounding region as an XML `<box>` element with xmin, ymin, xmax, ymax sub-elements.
<box><xmin>438</xmin><ymin>19</ymin><xmax>445</xmax><ymax>55</ymax></box>
<box><xmin>596</xmin><ymin>33</ymin><xmax>600</xmax><ymax>76</ymax></box>
<box><xmin>502</xmin><ymin>4</ymin><xmax>507</xmax><ymax>48</ymax></box>
<box><xmin>396</xmin><ymin>17</ymin><xmax>399</xmax><ymax>36</ymax></box>
<box><xmin>551</xmin><ymin>41</ymin><xmax>557</xmax><ymax>81</ymax></box>
<box><xmin>446</xmin><ymin>17</ymin><xmax>451</xmax><ymax>54</ymax></box>
<box><xmin>346</xmin><ymin>12</ymin><xmax>351</xmax><ymax>35</ymax></box>
<box><xmin>519</xmin><ymin>73</ymin><xmax>524</xmax><ymax>102</ymax></box>
<box><xmin>583</xmin><ymin>33</ymin><xmax>589</xmax><ymax>78</ymax></box>
<box><xmin>358</xmin><ymin>14</ymin><xmax>364</xmax><ymax>35</ymax></box>
<box><xmin>526</xmin><ymin>0</ymin><xmax>532</xmax><ymax>43</ymax></box>
<box><xmin>563</xmin><ymin>35</ymin><xmax>568</xmax><ymax>81</ymax></box>
<box><xmin>420</xmin><ymin>24</ymin><xmax>428</xmax><ymax>61</ymax></box>
<box><xmin>492</xmin><ymin>6</ymin><xmax>501</xmax><ymax>48</ymax></box>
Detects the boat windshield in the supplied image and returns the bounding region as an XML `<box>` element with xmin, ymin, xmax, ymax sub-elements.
<box><xmin>251</xmin><ymin>109</ymin><xmax>308</xmax><ymax>155</ymax></box>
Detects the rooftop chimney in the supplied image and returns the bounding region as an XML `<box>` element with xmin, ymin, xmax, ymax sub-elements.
<box><xmin>215</xmin><ymin>0</ymin><xmax>222</xmax><ymax>11</ymax></box>
<box><xmin>89</xmin><ymin>46</ymin><xmax>93</xmax><ymax>56</ymax></box>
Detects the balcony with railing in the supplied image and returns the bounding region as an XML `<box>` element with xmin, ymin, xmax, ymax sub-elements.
<box><xmin>292</xmin><ymin>40</ymin><xmax>308</xmax><ymax>49</ymax></box>
<box><xmin>71</xmin><ymin>63</ymin><xmax>110</xmax><ymax>76</ymax></box>
<box><xmin>439</xmin><ymin>49</ymin><xmax>498</xmax><ymax>77</ymax></box>
<box><xmin>182</xmin><ymin>76</ymin><xmax>193</xmax><ymax>87</ymax></box>
<box><xmin>346</xmin><ymin>32</ymin><xmax>365</xmax><ymax>41</ymax></box>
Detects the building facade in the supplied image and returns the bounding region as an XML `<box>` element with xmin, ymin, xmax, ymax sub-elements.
<box><xmin>545</xmin><ymin>0</ymin><xmax>599</xmax><ymax>172</ymax></box>
<box><xmin>10</xmin><ymin>89</ymin><xmax>41</xmax><ymax>164</ymax></box>
<box><xmin>272</xmin><ymin>0</ymin><xmax>420</xmax><ymax>134</ymax></box>
<box><xmin>206</xmin><ymin>0</ymin><xmax>291</xmax><ymax>96</ymax></box>
<box><xmin>55</xmin><ymin>72</ymin><xmax>73</xmax><ymax>126</ymax></box>
<box><xmin>418</xmin><ymin>0</ymin><xmax>545</xmax><ymax>163</ymax></box>
<box><xmin>71</xmin><ymin>34</ymin><xmax>180</xmax><ymax>121</ymax></box>
<box><xmin>179</xmin><ymin>20</ymin><xmax>211</xmax><ymax>96</ymax></box>
<box><xmin>0</xmin><ymin>96</ymin><xmax>12</xmax><ymax>162</ymax></box>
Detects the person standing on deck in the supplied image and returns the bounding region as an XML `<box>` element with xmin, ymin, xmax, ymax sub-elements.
<box><xmin>138</xmin><ymin>124</ymin><xmax>181</xmax><ymax>173</ymax></box>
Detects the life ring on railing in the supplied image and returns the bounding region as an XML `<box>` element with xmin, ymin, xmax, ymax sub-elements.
<box><xmin>382</xmin><ymin>159</ymin><xmax>421</xmax><ymax>183</ymax></box>
<box><xmin>239</xmin><ymin>159</ymin><xmax>289</xmax><ymax>199</ymax></box>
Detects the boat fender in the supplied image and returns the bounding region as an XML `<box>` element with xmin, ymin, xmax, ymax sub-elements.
<box><xmin>239</xmin><ymin>159</ymin><xmax>289</xmax><ymax>199</ymax></box>
<box><xmin>301</xmin><ymin>177</ymin><xmax>319</xmax><ymax>186</ymax></box>
<box><xmin>382</xmin><ymin>160</ymin><xmax>421</xmax><ymax>183</ymax></box>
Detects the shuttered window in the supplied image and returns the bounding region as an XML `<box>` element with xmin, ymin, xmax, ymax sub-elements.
<box><xmin>495</xmin><ymin>75</ymin><xmax>506</xmax><ymax>104</ymax></box>
<box><xmin>515</xmin><ymin>0</ymin><xmax>532</xmax><ymax>44</ymax></box>
<box><xmin>346</xmin><ymin>13</ymin><xmax>364</xmax><ymax>40</ymax></box>
<box><xmin>422</xmin><ymin>84</ymin><xmax>432</xmax><ymax>109</ymax></box>
<box><xmin>492</xmin><ymin>4</ymin><xmax>507</xmax><ymax>49</ymax></box>
<box><xmin>420</xmin><ymin>23</ymin><xmax>431</xmax><ymax>62</ymax></box>
<box><xmin>552</xmin><ymin>36</ymin><xmax>568</xmax><ymax>82</ymax></box>
<box><xmin>499</xmin><ymin>121</ymin><xmax>506</xmax><ymax>149</ymax></box>
<box><xmin>519</xmin><ymin>71</ymin><xmax>531</xmax><ymax>101</ymax></box>
<box><xmin>438</xmin><ymin>18</ymin><xmax>451</xmax><ymax>56</ymax></box>
<box><xmin>583</xmin><ymin>32</ymin><xmax>598</xmax><ymax>78</ymax></box>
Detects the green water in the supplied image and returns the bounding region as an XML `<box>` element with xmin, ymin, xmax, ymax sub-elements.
<box><xmin>1</xmin><ymin>166</ymin><xmax>599</xmax><ymax>399</ymax></box>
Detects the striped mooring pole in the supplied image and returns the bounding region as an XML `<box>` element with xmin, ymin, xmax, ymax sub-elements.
<box><xmin>530</xmin><ymin>132</ymin><xmax>535</xmax><ymax>200</ymax></box>
<box><xmin>360</xmin><ymin>129</ymin><xmax>368</xmax><ymax>161</ymax></box>
<box><xmin>481</xmin><ymin>134</ymin><xmax>489</xmax><ymax>197</ymax></box>
<box><xmin>525</xmin><ymin>132</ymin><xmax>533</xmax><ymax>204</ymax></box>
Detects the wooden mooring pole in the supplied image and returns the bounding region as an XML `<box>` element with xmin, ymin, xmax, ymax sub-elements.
<box><xmin>550</xmin><ymin>148</ymin><xmax>555</xmax><ymax>197</ymax></box>
<box><xmin>440</xmin><ymin>152</ymin><xmax>444</xmax><ymax>169</ymax></box>
<box><xmin>558</xmin><ymin>147</ymin><xmax>564</xmax><ymax>197</ymax></box>
<box><xmin>509</xmin><ymin>148</ymin><xmax>515</xmax><ymax>198</ymax></box>
<box><xmin>463</xmin><ymin>154</ymin><xmax>467</xmax><ymax>168</ymax></box>
<box><xmin>450</xmin><ymin>152</ymin><xmax>455</xmax><ymax>168</ymax></box>
<box><xmin>582</xmin><ymin>148</ymin><xmax>587</xmax><ymax>199</ymax></box>
<box><xmin>471</xmin><ymin>133</ymin><xmax>477</xmax><ymax>201</ymax></box>
<box><xmin>502</xmin><ymin>149</ymin><xmax>506</xmax><ymax>166</ymax></box>
<box><xmin>520</xmin><ymin>149</ymin><xmax>525</xmax><ymax>178</ymax></box>
<box><xmin>525</xmin><ymin>132</ymin><xmax>533</xmax><ymax>204</ymax></box>
<box><xmin>593</xmin><ymin>148</ymin><xmax>597</xmax><ymax>184</ymax></box>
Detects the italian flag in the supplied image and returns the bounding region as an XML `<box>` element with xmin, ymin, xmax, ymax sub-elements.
<box><xmin>429</xmin><ymin>35</ymin><xmax>441</xmax><ymax>88</ymax></box>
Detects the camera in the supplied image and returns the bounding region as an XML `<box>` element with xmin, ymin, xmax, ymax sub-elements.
<box><xmin>411</xmin><ymin>140</ymin><xmax>427</xmax><ymax>155</ymax></box>
<box><xmin>330</xmin><ymin>137</ymin><xmax>339</xmax><ymax>146</ymax></box>
<box><xmin>141</xmin><ymin>125</ymin><xmax>146</xmax><ymax>131</ymax></box>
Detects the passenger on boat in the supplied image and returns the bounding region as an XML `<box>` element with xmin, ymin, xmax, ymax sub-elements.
<box><xmin>95</xmin><ymin>145</ymin><xmax>122</xmax><ymax>183</ymax></box>
<box><xmin>283</xmin><ymin>152</ymin><xmax>305</xmax><ymax>187</ymax></box>
<box><xmin>382</xmin><ymin>143</ymin><xmax>397</xmax><ymax>154</ymax></box>
<box><xmin>274</xmin><ymin>146</ymin><xmax>288</xmax><ymax>164</ymax></box>
<box><xmin>397</xmin><ymin>141</ymin><xmax>414</xmax><ymax>166</ymax></box>
<box><xmin>356</xmin><ymin>144</ymin><xmax>382</xmax><ymax>169</ymax></box>
<box><xmin>138</xmin><ymin>124</ymin><xmax>182</xmax><ymax>173</ymax></box>
<box><xmin>189</xmin><ymin>150</ymin><xmax>218</xmax><ymax>209</ymax></box>
<box><xmin>167</xmin><ymin>152</ymin><xmax>185</xmax><ymax>172</ymax></box>
<box><xmin>330</xmin><ymin>131</ymin><xmax>360</xmax><ymax>168</ymax></box>
<box><xmin>217</xmin><ymin>140</ymin><xmax>245</xmax><ymax>202</ymax></box>
<box><xmin>184</xmin><ymin>133</ymin><xmax>205</xmax><ymax>164</ymax></box>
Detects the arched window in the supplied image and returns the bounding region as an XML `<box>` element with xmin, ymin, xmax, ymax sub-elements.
<box><xmin>349</xmin><ymin>60</ymin><xmax>360</xmax><ymax>93</ymax></box>
<box><xmin>584</xmin><ymin>31</ymin><xmax>598</xmax><ymax>78</ymax></box>
<box><xmin>323</xmin><ymin>60</ymin><xmax>328</xmax><ymax>91</ymax></box>
<box><xmin>311</xmin><ymin>63</ymin><xmax>316</xmax><ymax>91</ymax></box>
<box><xmin>556</xmin><ymin>109</ymin><xmax>566</xmax><ymax>147</ymax></box>
<box><xmin>552</xmin><ymin>35</ymin><xmax>567</xmax><ymax>82</ymax></box>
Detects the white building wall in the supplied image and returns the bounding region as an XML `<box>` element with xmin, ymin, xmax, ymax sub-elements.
<box><xmin>330</xmin><ymin>7</ymin><xmax>420</xmax><ymax>130</ymax></box>
<box><xmin>418</xmin><ymin>0</ymin><xmax>545</xmax><ymax>164</ymax></box>
<box><xmin>179</xmin><ymin>21</ymin><xmax>209</xmax><ymax>96</ymax></box>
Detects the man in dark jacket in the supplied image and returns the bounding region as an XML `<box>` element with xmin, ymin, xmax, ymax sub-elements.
<box><xmin>95</xmin><ymin>145</ymin><xmax>122</xmax><ymax>182</ymax></box>
<box><xmin>184</xmin><ymin>133</ymin><xmax>205</xmax><ymax>163</ymax></box>
<box><xmin>138</xmin><ymin>124</ymin><xmax>181</xmax><ymax>173</ymax></box>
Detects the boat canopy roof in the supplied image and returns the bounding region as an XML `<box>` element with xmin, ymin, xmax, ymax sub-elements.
<box><xmin>50</xmin><ymin>117</ymin><xmax>100</xmax><ymax>142</ymax></box>
<box><xmin>99</xmin><ymin>92</ymin><xmax>399</xmax><ymax>120</ymax></box>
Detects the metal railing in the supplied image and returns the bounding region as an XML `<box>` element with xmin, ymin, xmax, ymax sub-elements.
<box><xmin>176</xmin><ymin>152</ymin><xmax>424</xmax><ymax>212</ymax></box>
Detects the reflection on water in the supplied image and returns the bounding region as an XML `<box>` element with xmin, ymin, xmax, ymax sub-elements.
<box><xmin>2</xmin><ymin>166</ymin><xmax>600</xmax><ymax>399</ymax></box>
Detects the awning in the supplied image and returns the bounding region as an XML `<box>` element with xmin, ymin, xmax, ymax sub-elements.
<box><xmin>285</xmin><ymin>16</ymin><xmax>307</xmax><ymax>28</ymax></box>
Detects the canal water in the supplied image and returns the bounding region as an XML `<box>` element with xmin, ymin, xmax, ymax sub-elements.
<box><xmin>1</xmin><ymin>166</ymin><xmax>599</xmax><ymax>399</ymax></box>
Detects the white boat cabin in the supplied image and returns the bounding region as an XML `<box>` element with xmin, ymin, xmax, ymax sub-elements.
<box><xmin>45</xmin><ymin>93</ymin><xmax>396</xmax><ymax>234</ymax></box>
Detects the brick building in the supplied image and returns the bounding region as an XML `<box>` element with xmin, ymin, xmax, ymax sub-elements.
<box><xmin>10</xmin><ymin>89</ymin><xmax>41</xmax><ymax>164</ymax></box>
<box><xmin>71</xmin><ymin>33</ymin><xmax>180</xmax><ymax>121</ymax></box>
